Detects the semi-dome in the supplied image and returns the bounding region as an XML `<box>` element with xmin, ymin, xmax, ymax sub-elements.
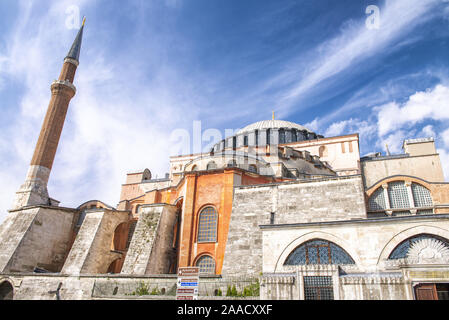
<box><xmin>237</xmin><ymin>119</ymin><xmax>313</xmax><ymax>135</ymax></box>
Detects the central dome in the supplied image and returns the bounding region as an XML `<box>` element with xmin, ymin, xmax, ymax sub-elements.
<box><xmin>237</xmin><ymin>119</ymin><xmax>313</xmax><ymax>135</ymax></box>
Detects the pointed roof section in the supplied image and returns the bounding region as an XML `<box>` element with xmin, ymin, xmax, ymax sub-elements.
<box><xmin>65</xmin><ymin>17</ymin><xmax>85</xmax><ymax>62</ymax></box>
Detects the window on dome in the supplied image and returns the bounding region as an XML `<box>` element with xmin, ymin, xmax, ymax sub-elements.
<box><xmin>197</xmin><ymin>206</ymin><xmax>217</xmax><ymax>243</ymax></box>
<box><xmin>248</xmin><ymin>164</ymin><xmax>258</xmax><ymax>173</ymax></box>
<box><xmin>279</xmin><ymin>129</ymin><xmax>286</xmax><ymax>144</ymax></box>
<box><xmin>284</xmin><ymin>239</ymin><xmax>355</xmax><ymax>265</ymax></box>
<box><xmin>227</xmin><ymin>160</ymin><xmax>237</xmax><ymax>168</ymax></box>
<box><xmin>292</xmin><ymin>130</ymin><xmax>297</xmax><ymax>142</ymax></box>
<box><xmin>206</xmin><ymin>161</ymin><xmax>217</xmax><ymax>170</ymax></box>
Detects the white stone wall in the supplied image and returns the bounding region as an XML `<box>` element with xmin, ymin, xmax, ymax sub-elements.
<box><xmin>222</xmin><ymin>176</ymin><xmax>367</xmax><ymax>277</ymax></box>
<box><xmin>0</xmin><ymin>206</ymin><xmax>77</xmax><ymax>273</ymax></box>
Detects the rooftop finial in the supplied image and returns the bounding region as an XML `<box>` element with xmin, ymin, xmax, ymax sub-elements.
<box><xmin>272</xmin><ymin>111</ymin><xmax>275</xmax><ymax>120</ymax></box>
<box><xmin>65</xmin><ymin>17</ymin><xmax>85</xmax><ymax>62</ymax></box>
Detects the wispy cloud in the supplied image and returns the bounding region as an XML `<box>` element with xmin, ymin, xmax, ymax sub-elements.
<box><xmin>274</xmin><ymin>0</ymin><xmax>444</xmax><ymax>117</ymax></box>
<box><xmin>0</xmin><ymin>0</ymin><xmax>203</xmax><ymax>221</ymax></box>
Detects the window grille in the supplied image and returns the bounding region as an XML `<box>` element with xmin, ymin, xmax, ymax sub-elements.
<box><xmin>304</xmin><ymin>276</ymin><xmax>334</xmax><ymax>300</ymax></box>
<box><xmin>197</xmin><ymin>207</ymin><xmax>217</xmax><ymax>243</ymax></box>
<box><xmin>284</xmin><ymin>239</ymin><xmax>355</xmax><ymax>265</ymax></box>
<box><xmin>411</xmin><ymin>183</ymin><xmax>433</xmax><ymax>207</ymax></box>
<box><xmin>388</xmin><ymin>234</ymin><xmax>449</xmax><ymax>259</ymax></box>
<box><xmin>369</xmin><ymin>187</ymin><xmax>386</xmax><ymax>211</ymax></box>
<box><xmin>196</xmin><ymin>255</ymin><xmax>215</xmax><ymax>274</ymax></box>
<box><xmin>388</xmin><ymin>181</ymin><xmax>410</xmax><ymax>209</ymax></box>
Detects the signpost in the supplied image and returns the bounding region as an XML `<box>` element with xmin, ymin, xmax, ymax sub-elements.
<box><xmin>176</xmin><ymin>267</ymin><xmax>199</xmax><ymax>300</ymax></box>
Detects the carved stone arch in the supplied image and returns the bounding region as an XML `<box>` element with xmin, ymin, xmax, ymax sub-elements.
<box><xmin>376</xmin><ymin>225</ymin><xmax>449</xmax><ymax>266</ymax></box>
<box><xmin>274</xmin><ymin>231</ymin><xmax>361</xmax><ymax>272</ymax></box>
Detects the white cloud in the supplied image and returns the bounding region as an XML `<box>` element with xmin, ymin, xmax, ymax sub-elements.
<box><xmin>0</xmin><ymin>0</ymin><xmax>203</xmax><ymax>222</ymax></box>
<box><xmin>376</xmin><ymin>85</ymin><xmax>449</xmax><ymax>136</ymax></box>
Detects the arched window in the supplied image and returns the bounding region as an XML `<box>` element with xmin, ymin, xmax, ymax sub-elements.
<box><xmin>196</xmin><ymin>255</ymin><xmax>216</xmax><ymax>274</ymax></box>
<box><xmin>284</xmin><ymin>239</ymin><xmax>355</xmax><ymax>265</ymax></box>
<box><xmin>368</xmin><ymin>187</ymin><xmax>386</xmax><ymax>211</ymax></box>
<box><xmin>368</xmin><ymin>181</ymin><xmax>434</xmax><ymax>213</ymax></box>
<box><xmin>388</xmin><ymin>234</ymin><xmax>449</xmax><ymax>260</ymax></box>
<box><xmin>411</xmin><ymin>183</ymin><xmax>433</xmax><ymax>207</ymax></box>
<box><xmin>197</xmin><ymin>206</ymin><xmax>218</xmax><ymax>243</ymax></box>
<box><xmin>279</xmin><ymin>129</ymin><xmax>286</xmax><ymax>144</ymax></box>
<box><xmin>292</xmin><ymin>130</ymin><xmax>298</xmax><ymax>142</ymax></box>
<box><xmin>248</xmin><ymin>164</ymin><xmax>258</xmax><ymax>173</ymax></box>
<box><xmin>319</xmin><ymin>146</ymin><xmax>328</xmax><ymax>158</ymax></box>
<box><xmin>206</xmin><ymin>161</ymin><xmax>217</xmax><ymax>171</ymax></box>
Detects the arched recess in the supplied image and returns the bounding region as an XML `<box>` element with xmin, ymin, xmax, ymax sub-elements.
<box><xmin>376</xmin><ymin>225</ymin><xmax>449</xmax><ymax>266</ymax></box>
<box><xmin>274</xmin><ymin>231</ymin><xmax>361</xmax><ymax>272</ymax></box>
<box><xmin>169</xmin><ymin>197</ymin><xmax>184</xmax><ymax>274</ymax></box>
<box><xmin>0</xmin><ymin>280</ymin><xmax>14</xmax><ymax>300</ymax></box>
<box><xmin>108</xmin><ymin>221</ymin><xmax>135</xmax><ymax>274</ymax></box>
<box><xmin>194</xmin><ymin>254</ymin><xmax>216</xmax><ymax>274</ymax></box>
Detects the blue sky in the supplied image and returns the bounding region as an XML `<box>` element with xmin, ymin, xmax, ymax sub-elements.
<box><xmin>0</xmin><ymin>0</ymin><xmax>449</xmax><ymax>221</ymax></box>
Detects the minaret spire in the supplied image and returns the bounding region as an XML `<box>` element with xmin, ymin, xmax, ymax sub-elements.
<box><xmin>13</xmin><ymin>20</ymin><xmax>86</xmax><ymax>209</ymax></box>
<box><xmin>66</xmin><ymin>17</ymin><xmax>85</xmax><ymax>62</ymax></box>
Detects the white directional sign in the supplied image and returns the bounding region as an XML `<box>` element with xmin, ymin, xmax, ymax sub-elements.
<box><xmin>176</xmin><ymin>267</ymin><xmax>200</xmax><ymax>300</ymax></box>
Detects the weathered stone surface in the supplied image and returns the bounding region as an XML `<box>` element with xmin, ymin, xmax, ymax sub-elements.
<box><xmin>121</xmin><ymin>204</ymin><xmax>177</xmax><ymax>275</ymax></box>
<box><xmin>61</xmin><ymin>209</ymin><xmax>128</xmax><ymax>275</ymax></box>
<box><xmin>0</xmin><ymin>206</ymin><xmax>77</xmax><ymax>273</ymax></box>
<box><xmin>222</xmin><ymin>176</ymin><xmax>367</xmax><ymax>277</ymax></box>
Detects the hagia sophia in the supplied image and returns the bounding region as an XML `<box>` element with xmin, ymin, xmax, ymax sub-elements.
<box><xmin>1</xmin><ymin>21</ymin><xmax>449</xmax><ymax>301</ymax></box>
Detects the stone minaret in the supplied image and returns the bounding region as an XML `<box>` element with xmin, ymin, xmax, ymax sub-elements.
<box><xmin>13</xmin><ymin>19</ymin><xmax>85</xmax><ymax>209</ymax></box>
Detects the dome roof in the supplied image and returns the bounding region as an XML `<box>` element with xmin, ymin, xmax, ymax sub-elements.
<box><xmin>237</xmin><ymin>120</ymin><xmax>313</xmax><ymax>135</ymax></box>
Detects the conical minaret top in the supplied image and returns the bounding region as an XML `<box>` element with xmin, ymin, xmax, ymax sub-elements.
<box><xmin>66</xmin><ymin>17</ymin><xmax>85</xmax><ymax>62</ymax></box>
<box><xmin>12</xmin><ymin>20</ymin><xmax>86</xmax><ymax>210</ymax></box>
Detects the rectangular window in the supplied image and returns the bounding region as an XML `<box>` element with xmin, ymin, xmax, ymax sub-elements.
<box><xmin>304</xmin><ymin>276</ymin><xmax>334</xmax><ymax>300</ymax></box>
<box><xmin>341</xmin><ymin>142</ymin><xmax>346</xmax><ymax>153</ymax></box>
<box><xmin>348</xmin><ymin>141</ymin><xmax>353</xmax><ymax>153</ymax></box>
